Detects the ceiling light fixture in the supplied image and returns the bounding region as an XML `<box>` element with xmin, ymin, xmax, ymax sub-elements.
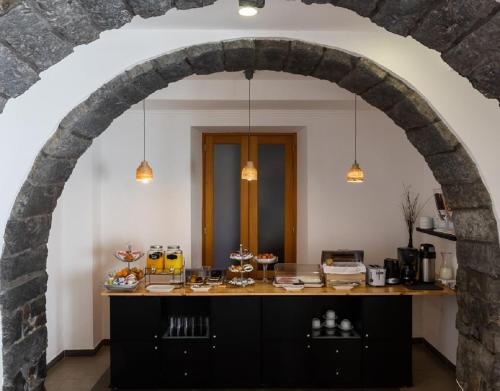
<box><xmin>242</xmin><ymin>70</ymin><xmax>258</xmax><ymax>181</ymax></box>
<box><xmin>346</xmin><ymin>95</ymin><xmax>365</xmax><ymax>183</ymax></box>
<box><xmin>239</xmin><ymin>6</ymin><xmax>258</xmax><ymax>16</ymax></box>
<box><xmin>136</xmin><ymin>100</ymin><xmax>154</xmax><ymax>184</ymax></box>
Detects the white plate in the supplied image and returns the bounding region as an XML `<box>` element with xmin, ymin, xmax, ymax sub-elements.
<box><xmin>332</xmin><ymin>284</ymin><xmax>356</xmax><ymax>291</ymax></box>
<box><xmin>191</xmin><ymin>286</ymin><xmax>211</xmax><ymax>292</ymax></box>
<box><xmin>146</xmin><ymin>285</ymin><xmax>175</xmax><ymax>293</ymax></box>
<box><xmin>283</xmin><ymin>284</ymin><xmax>305</xmax><ymax>292</ymax></box>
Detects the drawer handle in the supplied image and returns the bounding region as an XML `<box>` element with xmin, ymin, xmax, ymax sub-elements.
<box><xmin>213</xmin><ymin>335</ymin><xmax>217</xmax><ymax>339</ymax></box>
<box><xmin>154</xmin><ymin>346</ymin><xmax>158</xmax><ymax>351</ymax></box>
<box><xmin>212</xmin><ymin>345</ymin><xmax>216</xmax><ymax>349</ymax></box>
<box><xmin>365</xmin><ymin>345</ymin><xmax>369</xmax><ymax>349</ymax></box>
<box><xmin>154</xmin><ymin>334</ymin><xmax>158</xmax><ymax>339</ymax></box>
<box><xmin>183</xmin><ymin>350</ymin><xmax>188</xmax><ymax>355</ymax></box>
<box><xmin>306</xmin><ymin>334</ymin><xmax>310</xmax><ymax>338</ymax></box>
<box><xmin>335</xmin><ymin>349</ymin><xmax>340</xmax><ymax>354</ymax></box>
<box><xmin>184</xmin><ymin>372</ymin><xmax>188</xmax><ymax>377</ymax></box>
<box><xmin>336</xmin><ymin>371</ymin><xmax>340</xmax><ymax>376</ymax></box>
<box><xmin>307</xmin><ymin>345</ymin><xmax>311</xmax><ymax>349</ymax></box>
<box><xmin>365</xmin><ymin>333</ymin><xmax>369</xmax><ymax>338</ymax></box>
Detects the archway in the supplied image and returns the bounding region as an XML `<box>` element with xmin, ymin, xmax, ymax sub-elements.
<box><xmin>0</xmin><ymin>0</ymin><xmax>498</xmax><ymax>113</ymax></box>
<box><xmin>1</xmin><ymin>38</ymin><xmax>498</xmax><ymax>390</ymax></box>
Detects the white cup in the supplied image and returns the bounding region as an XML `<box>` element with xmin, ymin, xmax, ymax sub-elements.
<box><xmin>339</xmin><ymin>319</ymin><xmax>352</xmax><ymax>331</ymax></box>
<box><xmin>325</xmin><ymin>318</ymin><xmax>336</xmax><ymax>329</ymax></box>
<box><xmin>312</xmin><ymin>318</ymin><xmax>321</xmax><ymax>330</ymax></box>
<box><xmin>419</xmin><ymin>216</ymin><xmax>434</xmax><ymax>229</ymax></box>
<box><xmin>325</xmin><ymin>310</ymin><xmax>336</xmax><ymax>320</ymax></box>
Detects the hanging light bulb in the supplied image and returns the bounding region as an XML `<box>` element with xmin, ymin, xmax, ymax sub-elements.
<box><xmin>136</xmin><ymin>100</ymin><xmax>154</xmax><ymax>183</ymax></box>
<box><xmin>346</xmin><ymin>95</ymin><xmax>365</xmax><ymax>183</ymax></box>
<box><xmin>242</xmin><ymin>70</ymin><xmax>258</xmax><ymax>181</ymax></box>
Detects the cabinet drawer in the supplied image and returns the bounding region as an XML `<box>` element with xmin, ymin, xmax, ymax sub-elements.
<box><xmin>316</xmin><ymin>363</ymin><xmax>361</xmax><ymax>386</ymax></box>
<box><xmin>311</xmin><ymin>339</ymin><xmax>361</xmax><ymax>362</ymax></box>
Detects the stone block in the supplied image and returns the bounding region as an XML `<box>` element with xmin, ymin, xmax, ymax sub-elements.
<box><xmin>301</xmin><ymin>0</ymin><xmax>378</xmax><ymax>17</ymax></box>
<box><xmin>425</xmin><ymin>145</ymin><xmax>480</xmax><ymax>185</ymax></box>
<box><xmin>361</xmin><ymin>74</ymin><xmax>411</xmax><ymax>111</ymax></box>
<box><xmin>442</xmin><ymin>181</ymin><xmax>491</xmax><ymax>210</ymax></box>
<box><xmin>61</xmin><ymin>86</ymin><xmax>130</xmax><ymax>139</ymax></box>
<box><xmin>104</xmin><ymin>73</ymin><xmax>147</xmax><ymax>107</ymax></box>
<box><xmin>128</xmin><ymin>0</ymin><xmax>174</xmax><ymax>18</ymax></box>
<box><xmin>42</xmin><ymin>126</ymin><xmax>93</xmax><ymax>159</ymax></box>
<box><xmin>0</xmin><ymin>2</ymin><xmax>73</xmax><ymax>71</ymax></box>
<box><xmin>154</xmin><ymin>49</ymin><xmax>194</xmax><ymax>84</ymax></box>
<box><xmin>453</xmin><ymin>208</ymin><xmax>498</xmax><ymax>243</ymax></box>
<box><xmin>0</xmin><ymin>93</ymin><xmax>7</xmax><ymax>112</ymax></box>
<box><xmin>2</xmin><ymin>308</ymin><xmax>22</xmax><ymax>347</ymax></box>
<box><xmin>125</xmin><ymin>62</ymin><xmax>169</xmax><ymax>98</ymax></box>
<box><xmin>78</xmin><ymin>0</ymin><xmax>133</xmax><ymax>30</ymax></box>
<box><xmin>186</xmin><ymin>42</ymin><xmax>224</xmax><ymax>75</ymax></box>
<box><xmin>457</xmin><ymin>240</ymin><xmax>500</xmax><ymax>278</ymax></box>
<box><xmin>0</xmin><ymin>272</ymin><xmax>48</xmax><ymax>312</ymax></box>
<box><xmin>254</xmin><ymin>39</ymin><xmax>290</xmax><ymax>71</ymax></box>
<box><xmin>0</xmin><ymin>42</ymin><xmax>39</xmax><ymax>98</ymax></box>
<box><xmin>3</xmin><ymin>215</ymin><xmax>52</xmax><ymax>257</ymax></box>
<box><xmin>371</xmin><ymin>0</ymin><xmax>436</xmax><ymax>37</ymax></box>
<box><xmin>239</xmin><ymin>0</ymin><xmax>264</xmax><ymax>7</ymax></box>
<box><xmin>223</xmin><ymin>39</ymin><xmax>255</xmax><ymax>72</ymax></box>
<box><xmin>27</xmin><ymin>153</ymin><xmax>76</xmax><ymax>186</ymax></box>
<box><xmin>443</xmin><ymin>12</ymin><xmax>500</xmax><ymax>77</ymax></box>
<box><xmin>1</xmin><ymin>246</ymin><xmax>48</xmax><ymax>287</ymax></box>
<box><xmin>412</xmin><ymin>0</ymin><xmax>499</xmax><ymax>52</ymax></box>
<box><xmin>339</xmin><ymin>58</ymin><xmax>387</xmax><ymax>95</ymax></box>
<box><xmin>34</xmin><ymin>0</ymin><xmax>101</xmax><ymax>45</ymax></box>
<box><xmin>10</xmin><ymin>182</ymin><xmax>63</xmax><ymax>219</ymax></box>
<box><xmin>284</xmin><ymin>40</ymin><xmax>324</xmax><ymax>76</ymax></box>
<box><xmin>175</xmin><ymin>0</ymin><xmax>217</xmax><ymax>11</ymax></box>
<box><xmin>312</xmin><ymin>47</ymin><xmax>356</xmax><ymax>83</ymax></box>
<box><xmin>2</xmin><ymin>326</ymin><xmax>47</xmax><ymax>388</ymax></box>
<box><xmin>388</xmin><ymin>92</ymin><xmax>439</xmax><ymax>130</ymax></box>
<box><xmin>405</xmin><ymin>121</ymin><xmax>459</xmax><ymax>157</ymax></box>
<box><xmin>468</xmin><ymin>52</ymin><xmax>500</xmax><ymax>100</ymax></box>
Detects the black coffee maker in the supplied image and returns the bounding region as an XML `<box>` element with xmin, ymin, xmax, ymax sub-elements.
<box><xmin>384</xmin><ymin>258</ymin><xmax>400</xmax><ymax>285</ymax></box>
<box><xmin>398</xmin><ymin>247</ymin><xmax>419</xmax><ymax>285</ymax></box>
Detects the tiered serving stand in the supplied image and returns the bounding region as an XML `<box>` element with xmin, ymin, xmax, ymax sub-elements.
<box><xmin>227</xmin><ymin>244</ymin><xmax>256</xmax><ymax>287</ymax></box>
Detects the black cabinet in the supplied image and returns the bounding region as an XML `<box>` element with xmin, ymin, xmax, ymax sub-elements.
<box><xmin>110</xmin><ymin>341</ymin><xmax>160</xmax><ymax>388</ymax></box>
<box><xmin>361</xmin><ymin>296</ymin><xmax>412</xmax><ymax>387</ymax></box>
<box><xmin>210</xmin><ymin>297</ymin><xmax>261</xmax><ymax>387</ymax></box>
<box><xmin>109</xmin><ymin>295</ymin><xmax>413</xmax><ymax>389</ymax></box>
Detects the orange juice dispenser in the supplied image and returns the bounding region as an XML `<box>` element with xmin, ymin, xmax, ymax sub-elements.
<box><xmin>147</xmin><ymin>245</ymin><xmax>165</xmax><ymax>273</ymax></box>
<box><xmin>165</xmin><ymin>245</ymin><xmax>184</xmax><ymax>272</ymax></box>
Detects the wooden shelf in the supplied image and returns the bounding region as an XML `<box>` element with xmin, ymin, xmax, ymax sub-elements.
<box><xmin>416</xmin><ymin>227</ymin><xmax>457</xmax><ymax>241</ymax></box>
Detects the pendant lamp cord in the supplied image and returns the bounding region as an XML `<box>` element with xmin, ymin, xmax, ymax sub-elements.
<box><xmin>143</xmin><ymin>100</ymin><xmax>146</xmax><ymax>162</ymax></box>
<box><xmin>354</xmin><ymin>95</ymin><xmax>357</xmax><ymax>164</ymax></box>
<box><xmin>248</xmin><ymin>77</ymin><xmax>251</xmax><ymax>157</ymax></box>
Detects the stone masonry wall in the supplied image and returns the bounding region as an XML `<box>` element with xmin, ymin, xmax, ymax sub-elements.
<box><xmin>1</xmin><ymin>38</ymin><xmax>499</xmax><ymax>390</ymax></box>
<box><xmin>0</xmin><ymin>0</ymin><xmax>499</xmax><ymax>114</ymax></box>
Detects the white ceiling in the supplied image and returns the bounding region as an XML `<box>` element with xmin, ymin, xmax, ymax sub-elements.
<box><xmin>126</xmin><ymin>0</ymin><xmax>378</xmax><ymax>32</ymax></box>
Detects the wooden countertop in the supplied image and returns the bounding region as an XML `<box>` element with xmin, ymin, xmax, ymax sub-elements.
<box><xmin>101</xmin><ymin>282</ymin><xmax>456</xmax><ymax>297</ymax></box>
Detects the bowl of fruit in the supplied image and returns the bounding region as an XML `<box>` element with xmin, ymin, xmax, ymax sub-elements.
<box><xmin>104</xmin><ymin>267</ymin><xmax>144</xmax><ymax>292</ymax></box>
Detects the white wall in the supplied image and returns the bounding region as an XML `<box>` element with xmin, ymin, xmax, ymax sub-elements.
<box><xmin>46</xmin><ymin>98</ymin><xmax>457</xmax><ymax>363</ymax></box>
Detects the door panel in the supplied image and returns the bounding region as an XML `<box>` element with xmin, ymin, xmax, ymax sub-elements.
<box><xmin>203</xmin><ymin>133</ymin><xmax>296</xmax><ymax>267</ymax></box>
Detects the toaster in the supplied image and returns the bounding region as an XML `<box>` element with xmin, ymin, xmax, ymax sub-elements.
<box><xmin>367</xmin><ymin>265</ymin><xmax>386</xmax><ymax>287</ymax></box>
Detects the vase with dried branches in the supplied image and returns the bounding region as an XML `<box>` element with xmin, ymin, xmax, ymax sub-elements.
<box><xmin>402</xmin><ymin>185</ymin><xmax>424</xmax><ymax>248</ymax></box>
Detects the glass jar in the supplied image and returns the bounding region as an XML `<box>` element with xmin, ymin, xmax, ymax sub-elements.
<box><xmin>165</xmin><ymin>245</ymin><xmax>184</xmax><ymax>273</ymax></box>
<box><xmin>439</xmin><ymin>252</ymin><xmax>454</xmax><ymax>280</ymax></box>
<box><xmin>147</xmin><ymin>245</ymin><xmax>165</xmax><ymax>273</ymax></box>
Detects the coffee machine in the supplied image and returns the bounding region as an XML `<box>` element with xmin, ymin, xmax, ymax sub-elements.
<box><xmin>418</xmin><ymin>244</ymin><xmax>436</xmax><ymax>283</ymax></box>
<box><xmin>384</xmin><ymin>258</ymin><xmax>400</xmax><ymax>285</ymax></box>
<box><xmin>398</xmin><ymin>247</ymin><xmax>418</xmax><ymax>285</ymax></box>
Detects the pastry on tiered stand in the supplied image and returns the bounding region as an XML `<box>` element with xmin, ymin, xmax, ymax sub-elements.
<box><xmin>227</xmin><ymin>245</ymin><xmax>255</xmax><ymax>287</ymax></box>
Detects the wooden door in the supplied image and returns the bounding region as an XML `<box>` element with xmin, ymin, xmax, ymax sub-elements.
<box><xmin>203</xmin><ymin>133</ymin><xmax>297</xmax><ymax>267</ymax></box>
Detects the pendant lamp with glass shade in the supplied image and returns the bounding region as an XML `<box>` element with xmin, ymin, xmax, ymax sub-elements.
<box><xmin>241</xmin><ymin>70</ymin><xmax>258</xmax><ymax>181</ymax></box>
<box><xmin>346</xmin><ymin>95</ymin><xmax>365</xmax><ymax>183</ymax></box>
<box><xmin>136</xmin><ymin>100</ymin><xmax>154</xmax><ymax>183</ymax></box>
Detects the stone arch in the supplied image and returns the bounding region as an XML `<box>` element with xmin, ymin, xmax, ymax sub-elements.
<box><xmin>1</xmin><ymin>38</ymin><xmax>498</xmax><ymax>390</ymax></box>
<box><xmin>0</xmin><ymin>0</ymin><xmax>499</xmax><ymax>114</ymax></box>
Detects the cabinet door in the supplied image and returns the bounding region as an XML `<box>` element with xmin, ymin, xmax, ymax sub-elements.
<box><xmin>161</xmin><ymin>340</ymin><xmax>211</xmax><ymax>387</ymax></box>
<box><xmin>110</xmin><ymin>297</ymin><xmax>161</xmax><ymax>341</ymax></box>
<box><xmin>262</xmin><ymin>339</ymin><xmax>311</xmax><ymax>387</ymax></box>
<box><xmin>210</xmin><ymin>297</ymin><xmax>261</xmax><ymax>387</ymax></box>
<box><xmin>310</xmin><ymin>339</ymin><xmax>361</xmax><ymax>386</ymax></box>
<box><xmin>361</xmin><ymin>296</ymin><xmax>411</xmax><ymax>339</ymax></box>
<box><xmin>110</xmin><ymin>341</ymin><xmax>160</xmax><ymax>388</ymax></box>
<box><xmin>362</xmin><ymin>339</ymin><xmax>412</xmax><ymax>387</ymax></box>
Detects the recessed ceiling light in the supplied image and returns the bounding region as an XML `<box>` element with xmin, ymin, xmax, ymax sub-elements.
<box><xmin>239</xmin><ymin>6</ymin><xmax>258</xmax><ymax>16</ymax></box>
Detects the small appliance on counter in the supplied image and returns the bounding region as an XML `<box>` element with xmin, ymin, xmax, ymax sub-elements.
<box><xmin>366</xmin><ymin>265</ymin><xmax>386</xmax><ymax>287</ymax></box>
<box><xmin>398</xmin><ymin>247</ymin><xmax>419</xmax><ymax>285</ymax></box>
<box><xmin>418</xmin><ymin>243</ymin><xmax>436</xmax><ymax>283</ymax></box>
<box><xmin>384</xmin><ymin>258</ymin><xmax>400</xmax><ymax>285</ymax></box>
